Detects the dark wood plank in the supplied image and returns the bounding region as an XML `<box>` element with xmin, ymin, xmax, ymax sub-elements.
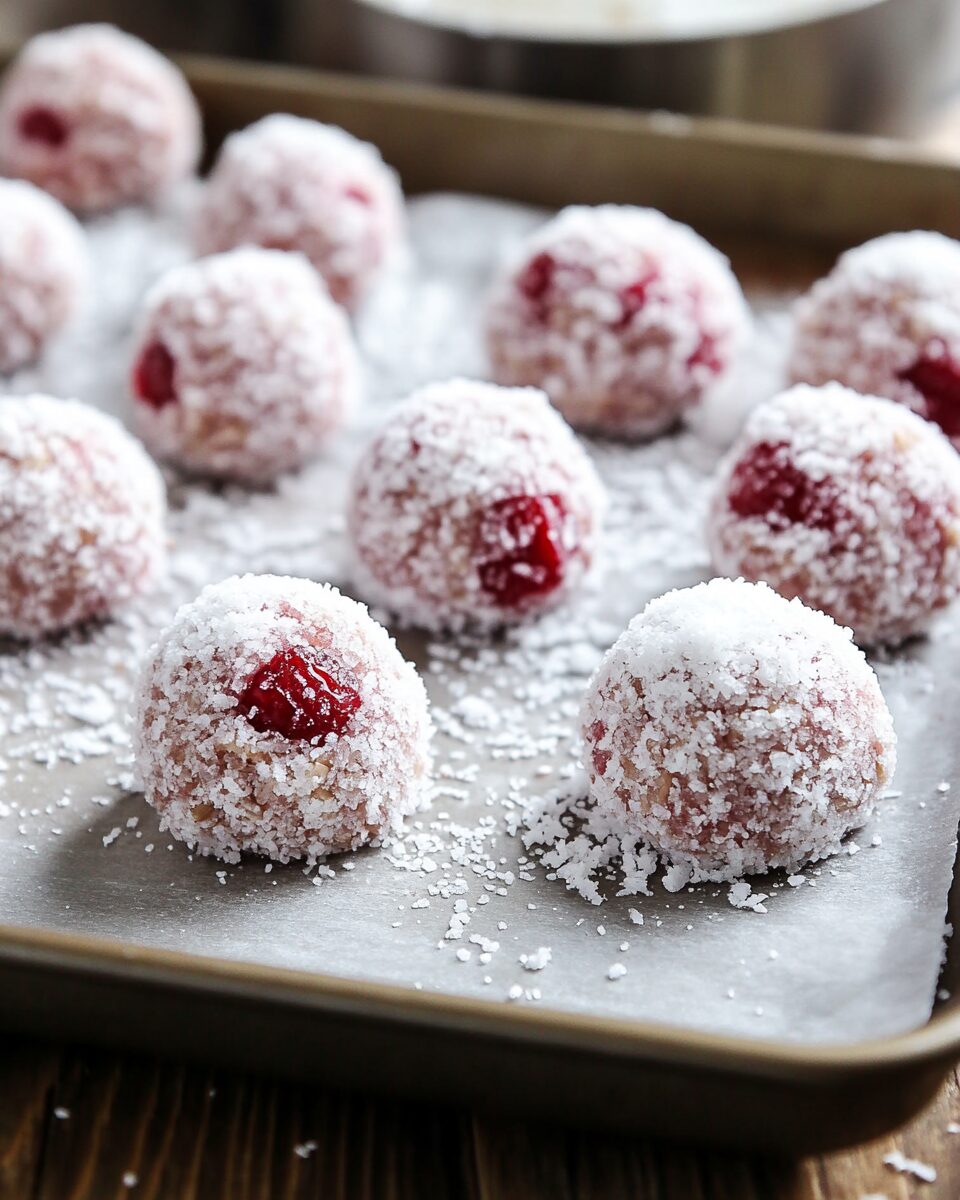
<box><xmin>472</xmin><ymin>1113</ymin><xmax>802</xmax><ymax>1200</ymax></box>
<box><xmin>0</xmin><ymin>1037</ymin><xmax>60</xmax><ymax>1198</ymax></box>
<box><xmin>792</xmin><ymin>1069</ymin><xmax>960</xmax><ymax>1200</ymax></box>
<box><xmin>31</xmin><ymin>1046</ymin><xmax>478</xmax><ymax>1200</ymax></box>
<box><xmin>3</xmin><ymin>1035</ymin><xmax>958</xmax><ymax>1200</ymax></box>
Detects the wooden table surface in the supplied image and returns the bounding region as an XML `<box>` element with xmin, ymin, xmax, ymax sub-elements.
<box><xmin>0</xmin><ymin>1035</ymin><xmax>956</xmax><ymax>1199</ymax></box>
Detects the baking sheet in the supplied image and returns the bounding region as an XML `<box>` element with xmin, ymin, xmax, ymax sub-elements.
<box><xmin>1</xmin><ymin>191</ymin><xmax>958</xmax><ymax>1044</ymax></box>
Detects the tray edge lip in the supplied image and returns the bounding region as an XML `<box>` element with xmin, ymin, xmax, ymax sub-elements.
<box><xmin>1</xmin><ymin>920</ymin><xmax>957</xmax><ymax>1078</ymax></box>
<box><xmin>171</xmin><ymin>50</ymin><xmax>960</xmax><ymax>170</ymax></box>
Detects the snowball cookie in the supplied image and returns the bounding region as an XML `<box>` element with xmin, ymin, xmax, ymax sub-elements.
<box><xmin>581</xmin><ymin>578</ymin><xmax>896</xmax><ymax>880</ymax></box>
<box><xmin>129</xmin><ymin>248</ymin><xmax>359</xmax><ymax>482</ymax></box>
<box><xmin>193</xmin><ymin>114</ymin><xmax>404</xmax><ymax>311</ymax></box>
<box><xmin>134</xmin><ymin>574</ymin><xmax>433</xmax><ymax>863</ymax></box>
<box><xmin>0</xmin><ymin>178</ymin><xmax>88</xmax><ymax>374</ymax></box>
<box><xmin>0</xmin><ymin>25</ymin><xmax>201</xmax><ymax>212</ymax></box>
<box><xmin>707</xmin><ymin>384</ymin><xmax>960</xmax><ymax>645</ymax></box>
<box><xmin>347</xmin><ymin>378</ymin><xmax>605</xmax><ymax>631</ymax></box>
<box><xmin>485</xmin><ymin>205</ymin><xmax>750</xmax><ymax>438</ymax></box>
<box><xmin>790</xmin><ymin>231</ymin><xmax>960</xmax><ymax>449</ymax></box>
<box><xmin>0</xmin><ymin>394</ymin><xmax>166</xmax><ymax>638</ymax></box>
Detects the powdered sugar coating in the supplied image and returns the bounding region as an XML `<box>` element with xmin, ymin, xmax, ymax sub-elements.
<box><xmin>485</xmin><ymin>205</ymin><xmax>750</xmax><ymax>438</ymax></box>
<box><xmin>0</xmin><ymin>393</ymin><xmax>167</xmax><ymax>638</ymax></box>
<box><xmin>129</xmin><ymin>248</ymin><xmax>359</xmax><ymax>482</ymax></box>
<box><xmin>790</xmin><ymin>231</ymin><xmax>960</xmax><ymax>447</ymax></box>
<box><xmin>193</xmin><ymin>114</ymin><xmax>404</xmax><ymax>311</ymax></box>
<box><xmin>0</xmin><ymin>25</ymin><xmax>201</xmax><ymax>213</ymax></box>
<box><xmin>134</xmin><ymin>574</ymin><xmax>433</xmax><ymax>864</ymax></box>
<box><xmin>708</xmin><ymin>383</ymin><xmax>960</xmax><ymax>645</ymax></box>
<box><xmin>0</xmin><ymin>178</ymin><xmax>89</xmax><ymax>373</ymax></box>
<box><xmin>581</xmin><ymin>578</ymin><xmax>896</xmax><ymax>880</ymax></box>
<box><xmin>347</xmin><ymin>378</ymin><xmax>605</xmax><ymax>631</ymax></box>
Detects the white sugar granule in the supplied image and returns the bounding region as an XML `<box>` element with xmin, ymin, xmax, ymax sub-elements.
<box><xmin>519</xmin><ymin>946</ymin><xmax>551</xmax><ymax>971</ymax></box>
<box><xmin>883</xmin><ymin>1150</ymin><xmax>937</xmax><ymax>1183</ymax></box>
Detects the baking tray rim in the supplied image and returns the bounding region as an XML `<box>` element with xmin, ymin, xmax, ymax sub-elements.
<box><xmin>173</xmin><ymin>50</ymin><xmax>959</xmax><ymax>170</ymax></box>
<box><xmin>0</xmin><ymin>45</ymin><xmax>956</xmax><ymax>1092</ymax></box>
<box><xmin>1</xmin><ymin>920</ymin><xmax>957</xmax><ymax>1078</ymax></box>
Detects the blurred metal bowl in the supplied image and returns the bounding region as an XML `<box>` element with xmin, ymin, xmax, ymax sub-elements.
<box><xmin>334</xmin><ymin>0</ymin><xmax>960</xmax><ymax>133</ymax></box>
<box><xmin>4</xmin><ymin>0</ymin><xmax>960</xmax><ymax>134</ymax></box>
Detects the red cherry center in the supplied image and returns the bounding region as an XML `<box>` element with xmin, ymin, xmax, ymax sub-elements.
<box><xmin>688</xmin><ymin>329</ymin><xmax>724</xmax><ymax>374</ymax></box>
<box><xmin>476</xmin><ymin>493</ymin><xmax>568</xmax><ymax>609</ymax></box>
<box><xmin>614</xmin><ymin>269</ymin><xmax>660</xmax><ymax>329</ymax></box>
<box><xmin>237</xmin><ymin>647</ymin><xmax>361</xmax><ymax>743</ymax></box>
<box><xmin>728</xmin><ymin>440</ymin><xmax>841</xmax><ymax>532</ymax></box>
<box><xmin>517</xmin><ymin>252</ymin><xmax>556</xmax><ymax>306</ymax></box>
<box><xmin>133</xmin><ymin>341</ymin><xmax>177</xmax><ymax>410</ymax></box>
<box><xmin>899</xmin><ymin>352</ymin><xmax>960</xmax><ymax>440</ymax></box>
<box><xmin>17</xmin><ymin>105</ymin><xmax>68</xmax><ymax>147</ymax></box>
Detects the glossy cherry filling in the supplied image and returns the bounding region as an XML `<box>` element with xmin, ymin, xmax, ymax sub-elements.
<box><xmin>132</xmin><ymin>341</ymin><xmax>177</xmax><ymax>410</ymax></box>
<box><xmin>517</xmin><ymin>252</ymin><xmax>556</xmax><ymax>312</ymax></box>
<box><xmin>17</xmin><ymin>105</ymin><xmax>68</xmax><ymax>147</ymax></box>
<box><xmin>237</xmin><ymin>646</ymin><xmax>361</xmax><ymax>742</ymax></box>
<box><xmin>476</xmin><ymin>493</ymin><xmax>568</xmax><ymax>608</ymax></box>
<box><xmin>728</xmin><ymin>440</ymin><xmax>841</xmax><ymax>533</ymax></box>
<box><xmin>900</xmin><ymin>353</ymin><xmax>960</xmax><ymax>440</ymax></box>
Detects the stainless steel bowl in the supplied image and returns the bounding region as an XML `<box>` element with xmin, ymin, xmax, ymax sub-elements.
<box><xmin>4</xmin><ymin>0</ymin><xmax>960</xmax><ymax>134</ymax></box>
<box><xmin>331</xmin><ymin>0</ymin><xmax>960</xmax><ymax>134</ymax></box>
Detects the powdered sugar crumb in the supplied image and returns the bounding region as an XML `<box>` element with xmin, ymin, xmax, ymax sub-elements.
<box><xmin>519</xmin><ymin>946</ymin><xmax>551</xmax><ymax>971</ymax></box>
<box><xmin>883</xmin><ymin>1150</ymin><xmax>937</xmax><ymax>1183</ymax></box>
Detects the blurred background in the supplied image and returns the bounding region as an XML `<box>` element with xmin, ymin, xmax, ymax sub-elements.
<box><xmin>2</xmin><ymin>0</ymin><xmax>960</xmax><ymax>137</ymax></box>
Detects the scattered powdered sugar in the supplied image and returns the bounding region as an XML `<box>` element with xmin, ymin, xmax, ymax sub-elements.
<box><xmin>882</xmin><ymin>1150</ymin><xmax>937</xmax><ymax>1184</ymax></box>
<box><xmin>519</xmin><ymin>946</ymin><xmax>551</xmax><ymax>971</ymax></box>
<box><xmin>727</xmin><ymin>881</ymin><xmax>769</xmax><ymax>914</ymax></box>
<box><xmin>0</xmin><ymin>190</ymin><xmax>955</xmax><ymax>1044</ymax></box>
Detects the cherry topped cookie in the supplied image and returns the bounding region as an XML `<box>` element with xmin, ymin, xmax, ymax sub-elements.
<box><xmin>347</xmin><ymin>378</ymin><xmax>605</xmax><ymax>631</ymax></box>
<box><xmin>134</xmin><ymin>574</ymin><xmax>433</xmax><ymax>864</ymax></box>
<box><xmin>708</xmin><ymin>383</ymin><xmax>960</xmax><ymax>645</ymax></box>
<box><xmin>486</xmin><ymin>205</ymin><xmax>749</xmax><ymax>438</ymax></box>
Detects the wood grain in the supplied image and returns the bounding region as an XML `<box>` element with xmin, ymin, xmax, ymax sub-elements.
<box><xmin>1</xmin><ymin>1036</ymin><xmax>957</xmax><ymax>1200</ymax></box>
<box><xmin>0</xmin><ymin>1040</ymin><xmax>59</xmax><ymax>1197</ymax></box>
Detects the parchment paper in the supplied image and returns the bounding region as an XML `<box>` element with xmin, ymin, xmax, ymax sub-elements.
<box><xmin>0</xmin><ymin>191</ymin><xmax>957</xmax><ymax>1044</ymax></box>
